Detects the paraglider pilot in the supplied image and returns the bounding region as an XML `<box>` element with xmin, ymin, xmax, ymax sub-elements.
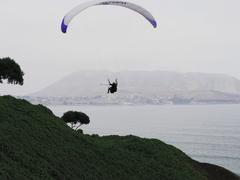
<box><xmin>108</xmin><ymin>79</ymin><xmax>118</xmax><ymax>94</ymax></box>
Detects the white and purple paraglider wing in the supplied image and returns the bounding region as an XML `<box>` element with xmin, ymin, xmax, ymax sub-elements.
<box><xmin>61</xmin><ymin>0</ymin><xmax>157</xmax><ymax>33</ymax></box>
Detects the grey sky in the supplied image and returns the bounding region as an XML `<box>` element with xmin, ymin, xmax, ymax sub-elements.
<box><xmin>0</xmin><ymin>0</ymin><xmax>240</xmax><ymax>95</ymax></box>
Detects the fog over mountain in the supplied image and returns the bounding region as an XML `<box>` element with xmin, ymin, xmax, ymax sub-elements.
<box><xmin>32</xmin><ymin>71</ymin><xmax>240</xmax><ymax>98</ymax></box>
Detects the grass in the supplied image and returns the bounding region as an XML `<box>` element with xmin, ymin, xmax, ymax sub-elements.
<box><xmin>0</xmin><ymin>96</ymin><xmax>239</xmax><ymax>180</ymax></box>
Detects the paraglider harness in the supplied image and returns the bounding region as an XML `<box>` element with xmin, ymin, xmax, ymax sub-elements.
<box><xmin>108</xmin><ymin>79</ymin><xmax>118</xmax><ymax>94</ymax></box>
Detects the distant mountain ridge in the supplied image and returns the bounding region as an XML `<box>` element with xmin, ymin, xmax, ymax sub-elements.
<box><xmin>29</xmin><ymin>71</ymin><xmax>240</xmax><ymax>105</ymax></box>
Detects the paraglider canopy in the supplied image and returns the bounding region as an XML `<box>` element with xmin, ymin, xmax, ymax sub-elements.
<box><xmin>61</xmin><ymin>0</ymin><xmax>157</xmax><ymax>33</ymax></box>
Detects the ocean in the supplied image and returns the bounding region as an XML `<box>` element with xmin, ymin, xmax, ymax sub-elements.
<box><xmin>49</xmin><ymin>104</ymin><xmax>240</xmax><ymax>175</ymax></box>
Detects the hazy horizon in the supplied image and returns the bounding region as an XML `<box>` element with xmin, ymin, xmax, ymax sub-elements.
<box><xmin>1</xmin><ymin>0</ymin><xmax>240</xmax><ymax>95</ymax></box>
<box><xmin>2</xmin><ymin>69</ymin><xmax>240</xmax><ymax>97</ymax></box>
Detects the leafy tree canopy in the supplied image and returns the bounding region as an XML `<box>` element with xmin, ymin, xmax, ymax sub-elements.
<box><xmin>0</xmin><ymin>57</ymin><xmax>24</xmax><ymax>85</ymax></box>
<box><xmin>62</xmin><ymin>111</ymin><xmax>90</xmax><ymax>130</ymax></box>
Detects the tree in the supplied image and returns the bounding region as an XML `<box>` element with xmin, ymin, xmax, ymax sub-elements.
<box><xmin>0</xmin><ymin>57</ymin><xmax>24</xmax><ymax>85</ymax></box>
<box><xmin>61</xmin><ymin>111</ymin><xmax>90</xmax><ymax>130</ymax></box>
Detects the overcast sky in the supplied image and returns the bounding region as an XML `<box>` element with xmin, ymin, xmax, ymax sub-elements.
<box><xmin>0</xmin><ymin>0</ymin><xmax>240</xmax><ymax>95</ymax></box>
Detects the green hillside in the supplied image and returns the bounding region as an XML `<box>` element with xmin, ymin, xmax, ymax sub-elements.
<box><xmin>0</xmin><ymin>96</ymin><xmax>239</xmax><ymax>180</ymax></box>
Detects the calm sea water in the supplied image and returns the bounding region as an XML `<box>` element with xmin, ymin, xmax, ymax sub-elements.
<box><xmin>49</xmin><ymin>104</ymin><xmax>240</xmax><ymax>175</ymax></box>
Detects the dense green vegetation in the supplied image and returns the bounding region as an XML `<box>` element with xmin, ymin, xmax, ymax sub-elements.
<box><xmin>62</xmin><ymin>111</ymin><xmax>90</xmax><ymax>130</ymax></box>
<box><xmin>0</xmin><ymin>96</ymin><xmax>239</xmax><ymax>180</ymax></box>
<box><xmin>0</xmin><ymin>57</ymin><xmax>24</xmax><ymax>85</ymax></box>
